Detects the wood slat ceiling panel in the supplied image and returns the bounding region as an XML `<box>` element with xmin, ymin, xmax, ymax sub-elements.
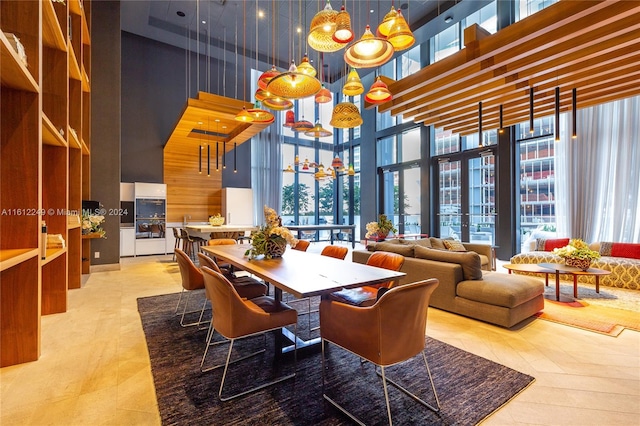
<box><xmin>376</xmin><ymin>0</ymin><xmax>640</xmax><ymax>136</ymax></box>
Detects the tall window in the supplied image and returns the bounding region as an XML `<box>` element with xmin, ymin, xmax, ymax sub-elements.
<box><xmin>516</xmin><ymin>0</ymin><xmax>558</xmax><ymax>21</ymax></box>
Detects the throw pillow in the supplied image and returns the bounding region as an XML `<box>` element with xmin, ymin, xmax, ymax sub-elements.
<box><xmin>414</xmin><ymin>245</ymin><xmax>482</xmax><ymax>280</ymax></box>
<box><xmin>370</xmin><ymin>241</ymin><xmax>415</xmax><ymax>257</ymax></box>
<box><xmin>535</xmin><ymin>238</ymin><xmax>570</xmax><ymax>251</ymax></box>
<box><xmin>413</xmin><ymin>238</ymin><xmax>433</xmax><ymax>248</ymax></box>
<box><xmin>600</xmin><ymin>242</ymin><xmax>640</xmax><ymax>259</ymax></box>
<box><xmin>443</xmin><ymin>240</ymin><xmax>467</xmax><ymax>252</ymax></box>
<box><xmin>429</xmin><ymin>237</ymin><xmax>453</xmax><ymax>250</ymax></box>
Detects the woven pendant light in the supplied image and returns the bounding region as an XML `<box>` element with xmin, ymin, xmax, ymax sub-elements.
<box><xmin>365</xmin><ymin>76</ymin><xmax>392</xmax><ymax>104</ymax></box>
<box><xmin>262</xmin><ymin>96</ymin><xmax>293</xmax><ymax>111</ymax></box>
<box><xmin>315</xmin><ymin>85</ymin><xmax>333</xmax><ymax>104</ymax></box>
<box><xmin>344</xmin><ymin>25</ymin><xmax>394</xmax><ymax>68</ymax></box>
<box><xmin>333</xmin><ymin>5</ymin><xmax>354</xmax><ymax>43</ymax></box>
<box><xmin>330</xmin><ymin>102</ymin><xmax>363</xmax><ymax>128</ymax></box>
<box><xmin>235</xmin><ymin>106</ymin><xmax>254</xmax><ymax>122</ymax></box>
<box><xmin>283</xmin><ymin>164</ymin><xmax>296</xmax><ymax>173</ymax></box>
<box><xmin>342</xmin><ymin>68</ymin><xmax>364</xmax><ymax>96</ymax></box>
<box><xmin>304</xmin><ymin>121</ymin><xmax>333</xmax><ymax>138</ymax></box>
<box><xmin>386</xmin><ymin>9</ymin><xmax>415</xmax><ymax>51</ymax></box>
<box><xmin>258</xmin><ymin>65</ymin><xmax>280</xmax><ymax>90</ymax></box>
<box><xmin>376</xmin><ymin>6</ymin><xmax>398</xmax><ymax>38</ymax></box>
<box><xmin>255</xmin><ymin>88</ymin><xmax>270</xmax><ymax>102</ymax></box>
<box><xmin>267</xmin><ymin>61</ymin><xmax>322</xmax><ymax>99</ymax></box>
<box><xmin>307</xmin><ymin>0</ymin><xmax>343</xmax><ymax>53</ymax></box>
<box><xmin>347</xmin><ymin>164</ymin><xmax>355</xmax><ymax>176</ymax></box>
<box><xmin>292</xmin><ymin>119</ymin><xmax>314</xmax><ymax>132</ymax></box>
<box><xmin>248</xmin><ymin>105</ymin><xmax>275</xmax><ymax>124</ymax></box>
<box><xmin>296</xmin><ymin>53</ymin><xmax>317</xmax><ymax>77</ymax></box>
<box><xmin>331</xmin><ymin>155</ymin><xmax>344</xmax><ymax>170</ymax></box>
<box><xmin>284</xmin><ymin>110</ymin><xmax>295</xmax><ymax>128</ymax></box>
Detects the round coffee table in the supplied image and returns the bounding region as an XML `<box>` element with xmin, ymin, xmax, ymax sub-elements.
<box><xmin>539</xmin><ymin>263</ymin><xmax>611</xmax><ymax>301</ymax></box>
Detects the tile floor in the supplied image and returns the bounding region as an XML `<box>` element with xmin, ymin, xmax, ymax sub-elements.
<box><xmin>1</xmin><ymin>245</ymin><xmax>639</xmax><ymax>425</ymax></box>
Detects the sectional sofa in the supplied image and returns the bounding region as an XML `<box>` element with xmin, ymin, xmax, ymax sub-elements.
<box><xmin>352</xmin><ymin>238</ymin><xmax>544</xmax><ymax>328</ymax></box>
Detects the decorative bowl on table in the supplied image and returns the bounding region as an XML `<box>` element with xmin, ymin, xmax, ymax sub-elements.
<box><xmin>209</xmin><ymin>216</ymin><xmax>225</xmax><ymax>226</ymax></box>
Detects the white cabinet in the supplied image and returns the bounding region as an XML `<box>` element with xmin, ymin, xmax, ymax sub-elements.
<box><xmin>222</xmin><ymin>188</ymin><xmax>254</xmax><ymax>225</ymax></box>
<box><xmin>120</xmin><ymin>228</ymin><xmax>135</xmax><ymax>257</ymax></box>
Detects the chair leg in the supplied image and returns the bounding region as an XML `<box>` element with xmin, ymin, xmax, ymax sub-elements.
<box><xmin>380</xmin><ymin>367</ymin><xmax>394</xmax><ymax>426</ymax></box>
<box><xmin>179</xmin><ymin>292</ymin><xmax>208</xmax><ymax>327</ymax></box>
<box><xmin>174</xmin><ymin>288</ymin><xmax>185</xmax><ymax>315</ymax></box>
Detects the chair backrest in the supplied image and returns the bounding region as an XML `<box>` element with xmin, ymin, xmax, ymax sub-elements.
<box><xmin>202</xmin><ymin>267</ymin><xmax>269</xmax><ymax>339</ymax></box>
<box><xmin>175</xmin><ymin>248</ymin><xmax>205</xmax><ymax>290</ymax></box>
<box><xmin>321</xmin><ymin>245</ymin><xmax>348</xmax><ymax>260</ymax></box>
<box><xmin>180</xmin><ymin>228</ymin><xmax>194</xmax><ymax>241</ymax></box>
<box><xmin>293</xmin><ymin>239</ymin><xmax>310</xmax><ymax>251</ymax></box>
<box><xmin>365</xmin><ymin>251</ymin><xmax>405</xmax><ymax>289</ymax></box>
<box><xmin>320</xmin><ymin>278</ymin><xmax>439</xmax><ymax>366</ymax></box>
<box><xmin>197</xmin><ymin>252</ymin><xmax>223</xmax><ymax>274</ymax></box>
<box><xmin>172</xmin><ymin>227</ymin><xmax>180</xmax><ymax>238</ymax></box>
<box><xmin>208</xmin><ymin>238</ymin><xmax>237</xmax><ymax>246</ymax></box>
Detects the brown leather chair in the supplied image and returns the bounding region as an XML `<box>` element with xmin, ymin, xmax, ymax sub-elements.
<box><xmin>180</xmin><ymin>229</ymin><xmax>206</xmax><ymax>259</ymax></box>
<box><xmin>175</xmin><ymin>248</ymin><xmax>208</xmax><ymax>327</ymax></box>
<box><xmin>320</xmin><ymin>278</ymin><xmax>441</xmax><ymax>425</ymax></box>
<box><xmin>197</xmin><ymin>253</ymin><xmax>267</xmax><ymax>299</ymax></box>
<box><xmin>292</xmin><ymin>239</ymin><xmax>310</xmax><ymax>251</ymax></box>
<box><xmin>206</xmin><ymin>238</ymin><xmax>237</xmax><ymax>273</ymax></box>
<box><xmin>201</xmin><ymin>267</ymin><xmax>298</xmax><ymax>401</ymax></box>
<box><xmin>328</xmin><ymin>251</ymin><xmax>405</xmax><ymax>307</ymax></box>
<box><xmin>320</xmin><ymin>245</ymin><xmax>349</xmax><ymax>260</ymax></box>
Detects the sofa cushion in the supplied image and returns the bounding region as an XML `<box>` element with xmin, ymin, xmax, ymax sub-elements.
<box><xmin>457</xmin><ymin>273</ymin><xmax>543</xmax><ymax>308</ymax></box>
<box><xmin>413</xmin><ymin>238</ymin><xmax>432</xmax><ymax>248</ymax></box>
<box><xmin>366</xmin><ymin>238</ymin><xmax>404</xmax><ymax>251</ymax></box>
<box><xmin>535</xmin><ymin>238</ymin><xmax>570</xmax><ymax>251</ymax></box>
<box><xmin>367</xmin><ymin>241</ymin><xmax>415</xmax><ymax>257</ymax></box>
<box><xmin>443</xmin><ymin>240</ymin><xmax>467</xmax><ymax>252</ymax></box>
<box><xmin>599</xmin><ymin>242</ymin><xmax>640</xmax><ymax>260</ymax></box>
<box><xmin>414</xmin><ymin>245</ymin><xmax>482</xmax><ymax>280</ymax></box>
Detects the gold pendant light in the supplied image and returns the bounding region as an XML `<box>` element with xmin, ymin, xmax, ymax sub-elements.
<box><xmin>330</xmin><ymin>102</ymin><xmax>363</xmax><ymax>128</ymax></box>
<box><xmin>365</xmin><ymin>76</ymin><xmax>392</xmax><ymax>104</ymax></box>
<box><xmin>262</xmin><ymin>96</ymin><xmax>293</xmax><ymax>111</ymax></box>
<box><xmin>386</xmin><ymin>9</ymin><xmax>415</xmax><ymax>51</ymax></box>
<box><xmin>347</xmin><ymin>164</ymin><xmax>356</xmax><ymax>176</ymax></box>
<box><xmin>376</xmin><ymin>5</ymin><xmax>398</xmax><ymax>38</ymax></box>
<box><xmin>267</xmin><ymin>60</ymin><xmax>322</xmax><ymax>99</ymax></box>
<box><xmin>248</xmin><ymin>102</ymin><xmax>275</xmax><ymax>124</ymax></box>
<box><xmin>283</xmin><ymin>164</ymin><xmax>296</xmax><ymax>173</ymax></box>
<box><xmin>307</xmin><ymin>0</ymin><xmax>344</xmax><ymax>53</ymax></box>
<box><xmin>304</xmin><ymin>121</ymin><xmax>333</xmax><ymax>138</ymax></box>
<box><xmin>333</xmin><ymin>5</ymin><xmax>354</xmax><ymax>43</ymax></box>
<box><xmin>258</xmin><ymin>65</ymin><xmax>281</xmax><ymax>90</ymax></box>
<box><xmin>296</xmin><ymin>53</ymin><xmax>317</xmax><ymax>77</ymax></box>
<box><xmin>342</xmin><ymin>68</ymin><xmax>364</xmax><ymax>96</ymax></box>
<box><xmin>235</xmin><ymin>106</ymin><xmax>255</xmax><ymax>122</ymax></box>
<box><xmin>344</xmin><ymin>25</ymin><xmax>394</xmax><ymax>68</ymax></box>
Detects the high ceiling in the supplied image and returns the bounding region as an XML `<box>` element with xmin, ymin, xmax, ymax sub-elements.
<box><xmin>120</xmin><ymin>0</ymin><xmax>447</xmax><ymax>83</ymax></box>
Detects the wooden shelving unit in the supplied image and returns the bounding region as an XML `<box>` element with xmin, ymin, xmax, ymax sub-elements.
<box><xmin>0</xmin><ymin>0</ymin><xmax>91</xmax><ymax>367</ymax></box>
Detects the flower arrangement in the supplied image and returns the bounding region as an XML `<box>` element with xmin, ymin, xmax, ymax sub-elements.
<box><xmin>209</xmin><ymin>213</ymin><xmax>224</xmax><ymax>226</ymax></box>
<box><xmin>245</xmin><ymin>206</ymin><xmax>298</xmax><ymax>259</ymax></box>
<box><xmin>553</xmin><ymin>238</ymin><xmax>600</xmax><ymax>260</ymax></box>
<box><xmin>82</xmin><ymin>211</ymin><xmax>106</xmax><ymax>238</ymax></box>
<box><xmin>365</xmin><ymin>214</ymin><xmax>397</xmax><ymax>239</ymax></box>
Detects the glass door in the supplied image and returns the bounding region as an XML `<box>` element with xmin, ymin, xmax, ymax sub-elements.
<box><xmin>380</xmin><ymin>165</ymin><xmax>421</xmax><ymax>236</ymax></box>
<box><xmin>437</xmin><ymin>151</ymin><xmax>496</xmax><ymax>243</ymax></box>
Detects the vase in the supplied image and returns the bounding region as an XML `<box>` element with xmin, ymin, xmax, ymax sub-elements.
<box><xmin>565</xmin><ymin>256</ymin><xmax>591</xmax><ymax>271</ymax></box>
<box><xmin>265</xmin><ymin>238</ymin><xmax>287</xmax><ymax>258</ymax></box>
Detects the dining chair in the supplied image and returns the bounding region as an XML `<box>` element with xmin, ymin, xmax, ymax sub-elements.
<box><xmin>207</xmin><ymin>238</ymin><xmax>238</xmax><ymax>273</ymax></box>
<box><xmin>292</xmin><ymin>239</ymin><xmax>310</xmax><ymax>251</ymax></box>
<box><xmin>328</xmin><ymin>251</ymin><xmax>405</xmax><ymax>307</ymax></box>
<box><xmin>175</xmin><ymin>248</ymin><xmax>208</xmax><ymax>327</ymax></box>
<box><xmin>320</xmin><ymin>278</ymin><xmax>441</xmax><ymax>425</ymax></box>
<box><xmin>197</xmin><ymin>253</ymin><xmax>267</xmax><ymax>299</ymax></box>
<box><xmin>201</xmin><ymin>267</ymin><xmax>298</xmax><ymax>401</ymax></box>
<box><xmin>320</xmin><ymin>245</ymin><xmax>349</xmax><ymax>260</ymax></box>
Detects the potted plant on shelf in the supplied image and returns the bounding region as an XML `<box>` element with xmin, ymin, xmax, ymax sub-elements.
<box><xmin>553</xmin><ymin>238</ymin><xmax>600</xmax><ymax>270</ymax></box>
<box><xmin>82</xmin><ymin>211</ymin><xmax>106</xmax><ymax>238</ymax></box>
<box><xmin>365</xmin><ymin>214</ymin><xmax>397</xmax><ymax>240</ymax></box>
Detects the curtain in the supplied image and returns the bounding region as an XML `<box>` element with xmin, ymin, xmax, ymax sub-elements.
<box><xmin>251</xmin><ymin>113</ymin><xmax>283</xmax><ymax>224</ymax></box>
<box><xmin>555</xmin><ymin>96</ymin><xmax>640</xmax><ymax>243</ymax></box>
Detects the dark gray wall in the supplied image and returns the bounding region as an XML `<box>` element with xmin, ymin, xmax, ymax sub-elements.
<box><xmin>91</xmin><ymin>0</ymin><xmax>121</xmax><ymax>265</ymax></box>
<box><xmin>121</xmin><ymin>31</ymin><xmax>251</xmax><ymax>186</ymax></box>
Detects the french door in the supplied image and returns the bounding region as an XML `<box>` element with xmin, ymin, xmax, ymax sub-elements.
<box><xmin>379</xmin><ymin>163</ymin><xmax>421</xmax><ymax>235</ymax></box>
<box><xmin>436</xmin><ymin>150</ymin><xmax>497</xmax><ymax>244</ymax></box>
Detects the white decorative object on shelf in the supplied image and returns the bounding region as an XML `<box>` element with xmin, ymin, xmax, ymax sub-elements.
<box><xmin>3</xmin><ymin>32</ymin><xmax>27</xmax><ymax>67</ymax></box>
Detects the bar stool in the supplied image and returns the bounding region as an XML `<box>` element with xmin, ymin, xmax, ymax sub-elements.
<box><xmin>180</xmin><ymin>229</ymin><xmax>206</xmax><ymax>260</ymax></box>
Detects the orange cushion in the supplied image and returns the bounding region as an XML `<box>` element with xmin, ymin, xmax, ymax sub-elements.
<box><xmin>535</xmin><ymin>238</ymin><xmax>570</xmax><ymax>251</ymax></box>
<box><xmin>609</xmin><ymin>243</ymin><xmax>640</xmax><ymax>260</ymax></box>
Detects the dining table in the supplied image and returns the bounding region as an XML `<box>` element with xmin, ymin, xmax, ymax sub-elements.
<box><xmin>200</xmin><ymin>244</ymin><xmax>406</xmax><ymax>354</ymax></box>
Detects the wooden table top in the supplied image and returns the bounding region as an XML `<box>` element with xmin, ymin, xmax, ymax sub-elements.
<box><xmin>201</xmin><ymin>244</ymin><xmax>405</xmax><ymax>299</ymax></box>
<box><xmin>539</xmin><ymin>262</ymin><xmax>612</xmax><ymax>276</ymax></box>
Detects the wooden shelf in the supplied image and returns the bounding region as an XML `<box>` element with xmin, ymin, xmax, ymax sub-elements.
<box><xmin>68</xmin><ymin>45</ymin><xmax>81</xmax><ymax>81</ymax></box>
<box><xmin>42</xmin><ymin>113</ymin><xmax>68</xmax><ymax>147</ymax></box>
<box><xmin>0</xmin><ymin>32</ymin><xmax>39</xmax><ymax>93</ymax></box>
<box><xmin>82</xmin><ymin>232</ymin><xmax>103</xmax><ymax>240</ymax></box>
<box><xmin>0</xmin><ymin>249</ymin><xmax>39</xmax><ymax>272</ymax></box>
<box><xmin>82</xmin><ymin>66</ymin><xmax>90</xmax><ymax>92</ymax></box>
<box><xmin>42</xmin><ymin>247</ymin><xmax>67</xmax><ymax>266</ymax></box>
<box><xmin>81</xmin><ymin>140</ymin><xmax>90</xmax><ymax>155</ymax></box>
<box><xmin>42</xmin><ymin>0</ymin><xmax>66</xmax><ymax>51</ymax></box>
<box><xmin>68</xmin><ymin>125</ymin><xmax>82</xmax><ymax>149</ymax></box>
<box><xmin>68</xmin><ymin>222</ymin><xmax>81</xmax><ymax>230</ymax></box>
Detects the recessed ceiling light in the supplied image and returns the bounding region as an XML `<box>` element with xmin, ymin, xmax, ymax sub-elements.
<box><xmin>444</xmin><ymin>16</ymin><xmax>453</xmax><ymax>24</ymax></box>
<box><xmin>258</xmin><ymin>10</ymin><xmax>264</xmax><ymax>18</ymax></box>
<box><xmin>176</xmin><ymin>11</ymin><xmax>185</xmax><ymax>17</ymax></box>
<box><xmin>201</xmin><ymin>20</ymin><xmax>206</xmax><ymax>24</ymax></box>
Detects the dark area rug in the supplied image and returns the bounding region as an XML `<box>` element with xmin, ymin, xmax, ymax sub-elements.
<box><xmin>138</xmin><ymin>292</ymin><xmax>535</xmax><ymax>425</ymax></box>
